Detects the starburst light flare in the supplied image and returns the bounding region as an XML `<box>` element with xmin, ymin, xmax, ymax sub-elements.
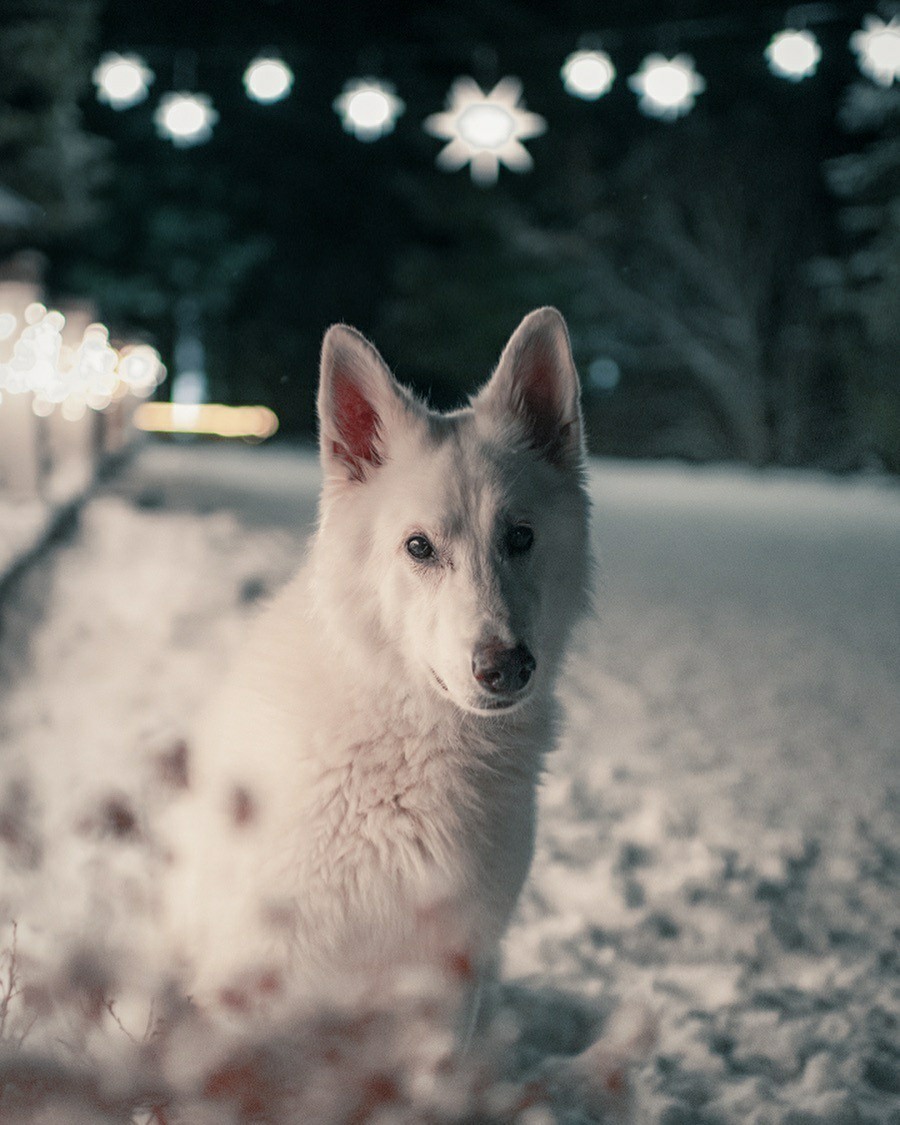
<box><xmin>851</xmin><ymin>16</ymin><xmax>900</xmax><ymax>86</ymax></box>
<box><xmin>628</xmin><ymin>54</ymin><xmax>705</xmax><ymax>120</ymax></box>
<box><xmin>334</xmin><ymin>79</ymin><xmax>405</xmax><ymax>141</ymax></box>
<box><xmin>424</xmin><ymin>77</ymin><xmax>546</xmax><ymax>185</ymax></box>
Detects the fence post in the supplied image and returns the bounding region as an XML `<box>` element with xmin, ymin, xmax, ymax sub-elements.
<box><xmin>44</xmin><ymin>299</ymin><xmax>99</xmax><ymax>504</ymax></box>
<box><xmin>0</xmin><ymin>276</ymin><xmax>45</xmax><ymax>501</ymax></box>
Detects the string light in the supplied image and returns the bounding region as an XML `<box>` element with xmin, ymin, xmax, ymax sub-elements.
<box><xmin>243</xmin><ymin>56</ymin><xmax>294</xmax><ymax>104</ymax></box>
<box><xmin>424</xmin><ymin>77</ymin><xmax>546</xmax><ymax>185</ymax></box>
<box><xmin>0</xmin><ymin>308</ymin><xmax>164</xmax><ymax>416</ymax></box>
<box><xmin>117</xmin><ymin>345</ymin><xmax>165</xmax><ymax>396</ymax></box>
<box><xmin>93</xmin><ymin>53</ymin><xmax>154</xmax><ymax>108</ymax></box>
<box><xmin>766</xmin><ymin>29</ymin><xmax>822</xmax><ymax>80</ymax></box>
<box><xmin>561</xmin><ymin>49</ymin><xmax>616</xmax><ymax>99</ymax></box>
<box><xmin>83</xmin><ymin>13</ymin><xmax>891</xmax><ymax>178</ymax></box>
<box><xmin>850</xmin><ymin>15</ymin><xmax>900</xmax><ymax>86</ymax></box>
<box><xmin>628</xmin><ymin>54</ymin><xmax>706</xmax><ymax>120</ymax></box>
<box><xmin>334</xmin><ymin>79</ymin><xmax>405</xmax><ymax>141</ymax></box>
<box><xmin>154</xmin><ymin>93</ymin><xmax>218</xmax><ymax>146</ymax></box>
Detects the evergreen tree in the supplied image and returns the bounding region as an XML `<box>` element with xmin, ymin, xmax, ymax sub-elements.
<box><xmin>0</xmin><ymin>0</ymin><xmax>108</xmax><ymax>247</ymax></box>
<box><xmin>817</xmin><ymin>81</ymin><xmax>900</xmax><ymax>469</ymax></box>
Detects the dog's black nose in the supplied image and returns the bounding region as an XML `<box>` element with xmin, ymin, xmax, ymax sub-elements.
<box><xmin>472</xmin><ymin>641</ymin><xmax>536</xmax><ymax>694</ymax></box>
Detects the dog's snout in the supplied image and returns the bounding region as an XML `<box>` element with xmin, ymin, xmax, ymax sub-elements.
<box><xmin>472</xmin><ymin>640</ymin><xmax>536</xmax><ymax>694</ymax></box>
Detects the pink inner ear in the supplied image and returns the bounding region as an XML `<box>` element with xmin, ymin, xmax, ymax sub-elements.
<box><xmin>515</xmin><ymin>341</ymin><xmax>567</xmax><ymax>459</ymax></box>
<box><xmin>331</xmin><ymin>372</ymin><xmax>383</xmax><ymax>481</ymax></box>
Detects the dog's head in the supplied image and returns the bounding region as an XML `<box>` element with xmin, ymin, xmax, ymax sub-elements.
<box><xmin>315</xmin><ymin>308</ymin><xmax>591</xmax><ymax>717</ymax></box>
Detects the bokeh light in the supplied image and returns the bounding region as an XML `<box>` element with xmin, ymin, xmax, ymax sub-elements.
<box><xmin>851</xmin><ymin>15</ymin><xmax>900</xmax><ymax>86</ymax></box>
<box><xmin>334</xmin><ymin>79</ymin><xmax>405</xmax><ymax>141</ymax></box>
<box><xmin>92</xmin><ymin>53</ymin><xmax>154</xmax><ymax>109</ymax></box>
<box><xmin>0</xmin><ymin>307</ymin><xmax>165</xmax><ymax>415</ymax></box>
<box><xmin>561</xmin><ymin>50</ymin><xmax>616</xmax><ymax>100</ymax></box>
<box><xmin>154</xmin><ymin>92</ymin><xmax>219</xmax><ymax>146</ymax></box>
<box><xmin>765</xmin><ymin>29</ymin><xmax>822</xmax><ymax>81</ymax></box>
<box><xmin>243</xmin><ymin>56</ymin><xmax>294</xmax><ymax>104</ymax></box>
<box><xmin>133</xmin><ymin>402</ymin><xmax>279</xmax><ymax>440</ymax></box>
<box><xmin>117</xmin><ymin>345</ymin><xmax>164</xmax><ymax>397</ymax></box>
<box><xmin>628</xmin><ymin>54</ymin><xmax>706</xmax><ymax>120</ymax></box>
<box><xmin>588</xmin><ymin>356</ymin><xmax>621</xmax><ymax>393</ymax></box>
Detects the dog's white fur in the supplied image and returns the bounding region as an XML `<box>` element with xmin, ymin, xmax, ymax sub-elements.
<box><xmin>164</xmin><ymin>308</ymin><xmax>591</xmax><ymax>1006</ymax></box>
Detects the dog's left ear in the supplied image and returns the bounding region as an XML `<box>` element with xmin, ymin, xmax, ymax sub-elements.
<box><xmin>475</xmin><ymin>307</ymin><xmax>583</xmax><ymax>470</ymax></box>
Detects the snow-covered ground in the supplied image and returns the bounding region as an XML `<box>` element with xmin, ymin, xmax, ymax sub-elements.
<box><xmin>0</xmin><ymin>457</ymin><xmax>93</xmax><ymax>593</ymax></box>
<box><xmin>0</xmin><ymin>442</ymin><xmax>897</xmax><ymax>1123</ymax></box>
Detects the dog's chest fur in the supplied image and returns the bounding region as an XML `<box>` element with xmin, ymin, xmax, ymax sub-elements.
<box><xmin>276</xmin><ymin>698</ymin><xmax>542</xmax><ymax>955</ymax></box>
<box><xmin>172</xmin><ymin>649</ymin><xmax>547</xmax><ymax>992</ymax></box>
<box><xmin>308</xmin><ymin>733</ymin><xmax>459</xmax><ymax>874</ymax></box>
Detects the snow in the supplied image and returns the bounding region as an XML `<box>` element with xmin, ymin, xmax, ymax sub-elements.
<box><xmin>0</xmin><ymin>458</ymin><xmax>92</xmax><ymax>589</ymax></box>
<box><xmin>0</xmin><ymin>497</ymin><xmax>51</xmax><ymax>582</ymax></box>
<box><xmin>0</xmin><ymin>442</ymin><xmax>898</xmax><ymax>1122</ymax></box>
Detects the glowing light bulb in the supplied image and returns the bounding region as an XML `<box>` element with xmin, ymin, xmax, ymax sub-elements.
<box><xmin>154</xmin><ymin>92</ymin><xmax>218</xmax><ymax>146</ymax></box>
<box><xmin>118</xmin><ymin>345</ymin><xmax>164</xmax><ymax>394</ymax></box>
<box><xmin>334</xmin><ymin>79</ymin><xmax>405</xmax><ymax>141</ymax></box>
<box><xmin>424</xmin><ymin>76</ymin><xmax>546</xmax><ymax>185</ymax></box>
<box><xmin>243</xmin><ymin>56</ymin><xmax>294</xmax><ymax>104</ymax></box>
<box><xmin>561</xmin><ymin>50</ymin><xmax>616</xmax><ymax>99</ymax></box>
<box><xmin>457</xmin><ymin>104</ymin><xmax>516</xmax><ymax>149</ymax></box>
<box><xmin>629</xmin><ymin>54</ymin><xmax>706</xmax><ymax>120</ymax></box>
<box><xmin>766</xmin><ymin>29</ymin><xmax>822</xmax><ymax>80</ymax></box>
<box><xmin>851</xmin><ymin>15</ymin><xmax>900</xmax><ymax>86</ymax></box>
<box><xmin>93</xmin><ymin>53</ymin><xmax>154</xmax><ymax>109</ymax></box>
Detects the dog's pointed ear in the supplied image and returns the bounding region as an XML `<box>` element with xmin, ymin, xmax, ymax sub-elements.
<box><xmin>474</xmin><ymin>307</ymin><xmax>583</xmax><ymax>470</ymax></box>
<box><xmin>318</xmin><ymin>324</ymin><xmax>415</xmax><ymax>483</ymax></box>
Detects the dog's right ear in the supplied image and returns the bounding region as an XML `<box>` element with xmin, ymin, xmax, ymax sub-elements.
<box><xmin>318</xmin><ymin>325</ymin><xmax>415</xmax><ymax>484</ymax></box>
<box><xmin>473</xmin><ymin>307</ymin><xmax>583</xmax><ymax>472</ymax></box>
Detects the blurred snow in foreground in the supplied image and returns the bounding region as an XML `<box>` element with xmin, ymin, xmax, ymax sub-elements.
<box><xmin>0</xmin><ymin>444</ymin><xmax>897</xmax><ymax>1122</ymax></box>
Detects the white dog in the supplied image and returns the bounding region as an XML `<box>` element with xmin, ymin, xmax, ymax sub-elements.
<box><xmin>164</xmin><ymin>308</ymin><xmax>591</xmax><ymax>1012</ymax></box>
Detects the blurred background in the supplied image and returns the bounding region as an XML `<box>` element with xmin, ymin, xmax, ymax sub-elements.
<box><xmin>1</xmin><ymin>0</ymin><xmax>898</xmax><ymax>471</ymax></box>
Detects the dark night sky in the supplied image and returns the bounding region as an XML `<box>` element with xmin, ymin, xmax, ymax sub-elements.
<box><xmin>67</xmin><ymin>0</ymin><xmax>881</xmax><ymax>451</ymax></box>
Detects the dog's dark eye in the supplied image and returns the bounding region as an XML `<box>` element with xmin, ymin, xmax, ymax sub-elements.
<box><xmin>506</xmin><ymin>524</ymin><xmax>534</xmax><ymax>555</ymax></box>
<box><xmin>406</xmin><ymin>535</ymin><xmax>435</xmax><ymax>561</ymax></box>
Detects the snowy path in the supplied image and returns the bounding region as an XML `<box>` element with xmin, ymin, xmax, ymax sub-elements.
<box><xmin>0</xmin><ymin>443</ymin><xmax>898</xmax><ymax>1123</ymax></box>
<box><xmin>517</xmin><ymin>464</ymin><xmax>900</xmax><ymax>1122</ymax></box>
